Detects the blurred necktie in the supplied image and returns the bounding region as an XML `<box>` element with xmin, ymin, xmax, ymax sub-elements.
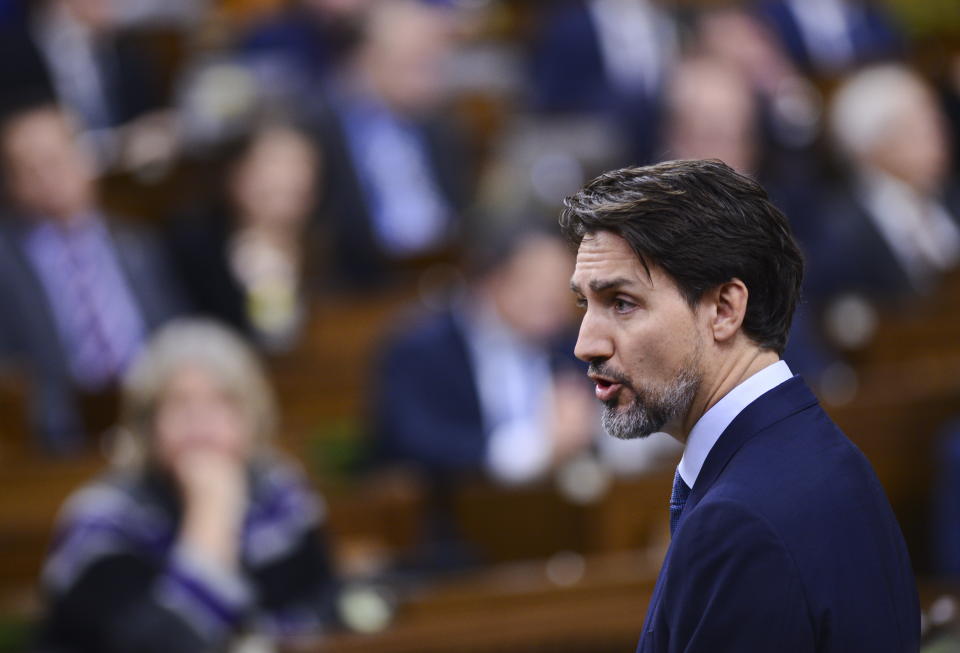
<box><xmin>669</xmin><ymin>469</ymin><xmax>691</xmax><ymax>538</ymax></box>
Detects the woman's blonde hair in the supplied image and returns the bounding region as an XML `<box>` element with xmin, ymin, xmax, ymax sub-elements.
<box><xmin>114</xmin><ymin>319</ymin><xmax>278</xmax><ymax>469</ymax></box>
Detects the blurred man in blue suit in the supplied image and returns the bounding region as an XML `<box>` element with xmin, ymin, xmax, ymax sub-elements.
<box><xmin>563</xmin><ymin>159</ymin><xmax>918</xmax><ymax>652</ymax></box>
<box><xmin>374</xmin><ymin>227</ymin><xmax>595</xmax><ymax>485</ymax></box>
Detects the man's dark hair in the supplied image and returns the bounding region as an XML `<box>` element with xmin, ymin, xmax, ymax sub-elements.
<box><xmin>559</xmin><ymin>159</ymin><xmax>803</xmax><ymax>354</ymax></box>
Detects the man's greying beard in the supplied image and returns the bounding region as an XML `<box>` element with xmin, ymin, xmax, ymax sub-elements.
<box><xmin>595</xmin><ymin>346</ymin><xmax>703</xmax><ymax>440</ymax></box>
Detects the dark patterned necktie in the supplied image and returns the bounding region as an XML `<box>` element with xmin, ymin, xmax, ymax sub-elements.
<box><xmin>670</xmin><ymin>469</ymin><xmax>692</xmax><ymax>538</ymax></box>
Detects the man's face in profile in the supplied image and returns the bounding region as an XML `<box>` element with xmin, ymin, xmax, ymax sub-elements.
<box><xmin>570</xmin><ymin>231</ymin><xmax>703</xmax><ymax>439</ymax></box>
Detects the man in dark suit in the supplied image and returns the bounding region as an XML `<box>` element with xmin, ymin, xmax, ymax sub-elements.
<box><xmin>311</xmin><ymin>0</ymin><xmax>471</xmax><ymax>287</ymax></box>
<box><xmin>0</xmin><ymin>0</ymin><xmax>167</xmax><ymax>170</ymax></box>
<box><xmin>528</xmin><ymin>0</ymin><xmax>676</xmax><ymax>165</ymax></box>
<box><xmin>0</xmin><ymin>102</ymin><xmax>183</xmax><ymax>453</ymax></box>
<box><xmin>563</xmin><ymin>159</ymin><xmax>919</xmax><ymax>651</ymax></box>
<box><xmin>817</xmin><ymin>64</ymin><xmax>960</xmax><ymax>305</ymax></box>
<box><xmin>374</xmin><ymin>228</ymin><xmax>595</xmax><ymax>484</ymax></box>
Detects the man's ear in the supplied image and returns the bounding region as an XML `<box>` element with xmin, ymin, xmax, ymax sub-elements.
<box><xmin>710</xmin><ymin>278</ymin><xmax>749</xmax><ymax>344</ymax></box>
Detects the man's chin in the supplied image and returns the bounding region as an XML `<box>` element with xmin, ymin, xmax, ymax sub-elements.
<box><xmin>600</xmin><ymin>404</ymin><xmax>660</xmax><ymax>441</ymax></box>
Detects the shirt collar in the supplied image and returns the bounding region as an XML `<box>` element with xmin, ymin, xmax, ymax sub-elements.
<box><xmin>677</xmin><ymin>359</ymin><xmax>793</xmax><ymax>488</ymax></box>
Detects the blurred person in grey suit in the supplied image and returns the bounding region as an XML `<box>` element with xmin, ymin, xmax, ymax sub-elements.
<box><xmin>0</xmin><ymin>102</ymin><xmax>183</xmax><ymax>454</ymax></box>
<box><xmin>820</xmin><ymin>65</ymin><xmax>960</xmax><ymax>306</ymax></box>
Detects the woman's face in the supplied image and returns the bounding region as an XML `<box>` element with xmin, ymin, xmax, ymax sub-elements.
<box><xmin>152</xmin><ymin>365</ymin><xmax>254</xmax><ymax>469</ymax></box>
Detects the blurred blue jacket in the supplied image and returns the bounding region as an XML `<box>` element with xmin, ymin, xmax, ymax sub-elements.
<box><xmin>756</xmin><ymin>0</ymin><xmax>903</xmax><ymax>74</ymax></box>
<box><xmin>372</xmin><ymin>309</ymin><xmax>579</xmax><ymax>474</ymax></box>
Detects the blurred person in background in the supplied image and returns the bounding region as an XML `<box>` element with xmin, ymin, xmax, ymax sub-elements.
<box><xmin>820</xmin><ymin>64</ymin><xmax>960</xmax><ymax>310</ymax></box>
<box><xmin>755</xmin><ymin>0</ymin><xmax>904</xmax><ymax>77</ymax></box>
<box><xmin>0</xmin><ymin>0</ymin><xmax>176</xmax><ymax>171</ymax></box>
<box><xmin>694</xmin><ymin>6</ymin><xmax>823</xmax><ymax>154</ymax></box>
<box><xmin>661</xmin><ymin>57</ymin><xmax>759</xmax><ymax>176</ymax></box>
<box><xmin>168</xmin><ymin>123</ymin><xmax>322</xmax><ymax>353</ymax></box>
<box><xmin>36</xmin><ymin>320</ymin><xmax>338</xmax><ymax>652</ymax></box>
<box><xmin>528</xmin><ymin>0</ymin><xmax>677</xmax><ymax>165</ymax></box>
<box><xmin>660</xmin><ymin>54</ymin><xmax>828</xmax><ymax>293</ymax></box>
<box><xmin>0</xmin><ymin>102</ymin><xmax>184</xmax><ymax>454</ymax></box>
<box><xmin>659</xmin><ymin>56</ymin><xmax>836</xmax><ymax>380</ymax></box>
<box><xmin>314</xmin><ymin>0</ymin><xmax>472</xmax><ymax>286</ymax></box>
<box><xmin>236</xmin><ymin>0</ymin><xmax>372</xmax><ymax>106</ymax></box>
<box><xmin>374</xmin><ymin>226</ymin><xmax>596</xmax><ymax>486</ymax></box>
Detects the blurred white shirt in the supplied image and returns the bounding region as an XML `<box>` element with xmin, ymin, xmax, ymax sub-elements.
<box><xmin>459</xmin><ymin>301</ymin><xmax>554</xmax><ymax>485</ymax></box>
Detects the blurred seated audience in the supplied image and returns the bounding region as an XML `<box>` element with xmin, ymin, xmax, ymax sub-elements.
<box><xmin>661</xmin><ymin>57</ymin><xmax>759</xmax><ymax>175</ymax></box>
<box><xmin>660</xmin><ymin>55</ymin><xmax>835</xmax><ymax>379</ymax></box>
<box><xmin>168</xmin><ymin>123</ymin><xmax>322</xmax><ymax>352</ymax></box>
<box><xmin>528</xmin><ymin>0</ymin><xmax>677</xmax><ymax>164</ymax></box>
<box><xmin>820</xmin><ymin>64</ymin><xmax>960</xmax><ymax>311</ymax></box>
<box><xmin>0</xmin><ymin>0</ymin><xmax>175</xmax><ymax>171</ymax></box>
<box><xmin>661</xmin><ymin>54</ymin><xmax>827</xmax><ymax>253</ymax></box>
<box><xmin>755</xmin><ymin>0</ymin><xmax>904</xmax><ymax>77</ymax></box>
<box><xmin>236</xmin><ymin>0</ymin><xmax>370</xmax><ymax>106</ymax></box>
<box><xmin>373</xmin><ymin>227</ymin><xmax>596</xmax><ymax>486</ymax></box>
<box><xmin>313</xmin><ymin>0</ymin><xmax>471</xmax><ymax>286</ymax></box>
<box><xmin>36</xmin><ymin>320</ymin><xmax>338</xmax><ymax>652</ymax></box>
<box><xmin>0</xmin><ymin>102</ymin><xmax>184</xmax><ymax>454</ymax></box>
<box><xmin>694</xmin><ymin>7</ymin><xmax>823</xmax><ymax>152</ymax></box>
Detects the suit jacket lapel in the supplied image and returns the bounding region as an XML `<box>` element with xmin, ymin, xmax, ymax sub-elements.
<box><xmin>639</xmin><ymin>376</ymin><xmax>820</xmax><ymax>645</ymax></box>
<box><xmin>684</xmin><ymin>376</ymin><xmax>819</xmax><ymax>515</ymax></box>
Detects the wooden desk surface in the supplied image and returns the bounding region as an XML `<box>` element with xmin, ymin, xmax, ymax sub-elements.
<box><xmin>313</xmin><ymin>550</ymin><xmax>658</xmax><ymax>653</ymax></box>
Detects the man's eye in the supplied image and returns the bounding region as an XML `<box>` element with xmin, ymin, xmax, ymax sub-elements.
<box><xmin>575</xmin><ymin>297</ymin><xmax>587</xmax><ymax>309</ymax></box>
<box><xmin>613</xmin><ymin>298</ymin><xmax>635</xmax><ymax>312</ymax></box>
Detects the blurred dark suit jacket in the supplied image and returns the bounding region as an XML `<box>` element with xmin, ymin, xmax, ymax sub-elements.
<box><xmin>807</xmin><ymin>182</ymin><xmax>960</xmax><ymax>305</ymax></box>
<box><xmin>372</xmin><ymin>309</ymin><xmax>579</xmax><ymax>475</ymax></box>
<box><xmin>755</xmin><ymin>0</ymin><xmax>903</xmax><ymax>75</ymax></box>
<box><xmin>0</xmin><ymin>23</ymin><xmax>163</xmax><ymax>126</ymax></box>
<box><xmin>312</xmin><ymin>103</ymin><xmax>470</xmax><ymax>287</ymax></box>
<box><xmin>638</xmin><ymin>376</ymin><xmax>918</xmax><ymax>652</ymax></box>
<box><xmin>0</xmin><ymin>216</ymin><xmax>183</xmax><ymax>453</ymax></box>
<box><xmin>528</xmin><ymin>0</ymin><xmax>666</xmax><ymax>164</ymax></box>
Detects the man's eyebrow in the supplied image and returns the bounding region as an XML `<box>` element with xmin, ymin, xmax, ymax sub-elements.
<box><xmin>570</xmin><ymin>277</ymin><xmax>637</xmax><ymax>295</ymax></box>
<box><xmin>589</xmin><ymin>277</ymin><xmax>633</xmax><ymax>293</ymax></box>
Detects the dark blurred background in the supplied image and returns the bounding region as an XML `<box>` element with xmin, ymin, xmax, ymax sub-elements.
<box><xmin>2</xmin><ymin>0</ymin><xmax>960</xmax><ymax>651</ymax></box>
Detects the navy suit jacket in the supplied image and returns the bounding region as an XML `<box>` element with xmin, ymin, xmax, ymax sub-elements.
<box><xmin>373</xmin><ymin>309</ymin><xmax>580</xmax><ymax>474</ymax></box>
<box><xmin>807</xmin><ymin>182</ymin><xmax>960</xmax><ymax>306</ymax></box>
<box><xmin>638</xmin><ymin>376</ymin><xmax>918</xmax><ymax>652</ymax></box>
<box><xmin>374</xmin><ymin>310</ymin><xmax>487</xmax><ymax>472</ymax></box>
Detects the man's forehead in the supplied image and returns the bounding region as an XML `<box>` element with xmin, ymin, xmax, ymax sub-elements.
<box><xmin>571</xmin><ymin>232</ymin><xmax>654</xmax><ymax>290</ymax></box>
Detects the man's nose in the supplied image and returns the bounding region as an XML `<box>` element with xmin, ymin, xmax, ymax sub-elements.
<box><xmin>574</xmin><ymin>309</ymin><xmax>614</xmax><ymax>363</ymax></box>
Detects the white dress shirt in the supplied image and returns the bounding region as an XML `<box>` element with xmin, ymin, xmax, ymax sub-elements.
<box><xmin>857</xmin><ymin>169</ymin><xmax>960</xmax><ymax>288</ymax></box>
<box><xmin>458</xmin><ymin>301</ymin><xmax>555</xmax><ymax>485</ymax></box>
<box><xmin>677</xmin><ymin>360</ymin><xmax>794</xmax><ymax>488</ymax></box>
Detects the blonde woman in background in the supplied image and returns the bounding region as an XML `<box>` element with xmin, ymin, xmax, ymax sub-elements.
<box><xmin>36</xmin><ymin>320</ymin><xmax>337</xmax><ymax>652</ymax></box>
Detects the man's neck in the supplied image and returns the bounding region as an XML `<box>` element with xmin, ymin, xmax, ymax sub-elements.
<box><xmin>673</xmin><ymin>347</ymin><xmax>781</xmax><ymax>444</ymax></box>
